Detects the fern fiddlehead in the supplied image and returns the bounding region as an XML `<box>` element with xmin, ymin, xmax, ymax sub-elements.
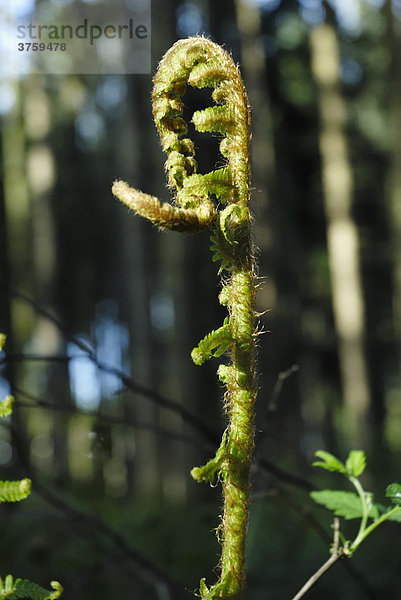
<box><xmin>112</xmin><ymin>36</ymin><xmax>257</xmax><ymax>600</ymax></box>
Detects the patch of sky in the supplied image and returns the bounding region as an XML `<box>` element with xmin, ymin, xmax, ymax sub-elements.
<box><xmin>328</xmin><ymin>0</ymin><xmax>361</xmax><ymax>34</ymax></box>
<box><xmin>0</xmin><ymin>80</ymin><xmax>17</xmax><ymax>115</ymax></box>
<box><xmin>253</xmin><ymin>0</ymin><xmax>281</xmax><ymax>12</ymax></box>
<box><xmin>75</xmin><ymin>103</ymin><xmax>105</xmax><ymax>151</ymax></box>
<box><xmin>68</xmin><ymin>338</ymin><xmax>101</xmax><ymax>410</ymax></box>
<box><xmin>150</xmin><ymin>291</ymin><xmax>175</xmax><ymax>332</ymax></box>
<box><xmin>68</xmin><ymin>300</ymin><xmax>129</xmax><ymax>410</ymax></box>
<box><xmin>0</xmin><ymin>16</ymin><xmax>28</xmax><ymax>80</ymax></box>
<box><xmin>96</xmin><ymin>76</ymin><xmax>127</xmax><ymax>110</ymax></box>
<box><xmin>0</xmin><ymin>379</ymin><xmax>10</xmax><ymax>401</ymax></box>
<box><xmin>94</xmin><ymin>299</ymin><xmax>129</xmax><ymax>400</ymax></box>
<box><xmin>6</xmin><ymin>0</ymin><xmax>36</xmax><ymax>18</ymax></box>
<box><xmin>177</xmin><ymin>2</ymin><xmax>204</xmax><ymax>37</ymax></box>
<box><xmin>0</xmin><ymin>343</ymin><xmax>10</xmax><ymax>400</ymax></box>
<box><xmin>341</xmin><ymin>58</ymin><xmax>363</xmax><ymax>85</ymax></box>
<box><xmin>298</xmin><ymin>0</ymin><xmax>325</xmax><ymax>26</ymax></box>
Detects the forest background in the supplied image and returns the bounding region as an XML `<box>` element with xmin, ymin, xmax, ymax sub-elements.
<box><xmin>1</xmin><ymin>0</ymin><xmax>401</xmax><ymax>598</ymax></box>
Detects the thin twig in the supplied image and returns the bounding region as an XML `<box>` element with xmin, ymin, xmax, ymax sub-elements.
<box><xmin>6</xmin><ymin>422</ymin><xmax>188</xmax><ymax>600</ymax></box>
<box><xmin>0</xmin><ymin>287</ymin><xmax>317</xmax><ymax>495</ymax></box>
<box><xmin>12</xmin><ymin>386</ymin><xmax>208</xmax><ymax>450</ymax></box>
<box><xmin>268</xmin><ymin>364</ymin><xmax>299</xmax><ymax>413</ymax></box>
<box><xmin>255</xmin><ymin>457</ymin><xmax>314</xmax><ymax>492</ymax></box>
<box><xmin>291</xmin><ymin>518</ymin><xmax>345</xmax><ymax>600</ymax></box>
<box><xmin>1</xmin><ymin>351</ymin><xmax>217</xmax><ymax>445</ymax></box>
<box><xmin>266</xmin><ymin>488</ymin><xmax>377</xmax><ymax>600</ymax></box>
<box><xmin>2</xmin><ymin>352</ymin><xmax>319</xmax><ymax>492</ymax></box>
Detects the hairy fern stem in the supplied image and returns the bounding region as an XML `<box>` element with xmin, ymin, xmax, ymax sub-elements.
<box><xmin>112</xmin><ymin>36</ymin><xmax>257</xmax><ymax>600</ymax></box>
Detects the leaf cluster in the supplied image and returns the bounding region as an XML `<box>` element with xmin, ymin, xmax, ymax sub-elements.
<box><xmin>311</xmin><ymin>450</ymin><xmax>401</xmax><ymax>554</ymax></box>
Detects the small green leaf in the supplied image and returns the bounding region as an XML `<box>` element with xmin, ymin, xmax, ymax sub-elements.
<box><xmin>0</xmin><ymin>576</ymin><xmax>63</xmax><ymax>600</ymax></box>
<box><xmin>386</xmin><ymin>483</ymin><xmax>401</xmax><ymax>506</ymax></box>
<box><xmin>191</xmin><ymin>319</ymin><xmax>232</xmax><ymax>366</ymax></box>
<box><xmin>345</xmin><ymin>450</ymin><xmax>366</xmax><ymax>478</ymax></box>
<box><xmin>192</xmin><ymin>105</ymin><xmax>235</xmax><ymax>135</ymax></box>
<box><xmin>0</xmin><ymin>479</ymin><xmax>31</xmax><ymax>503</ymax></box>
<box><xmin>191</xmin><ymin>432</ymin><xmax>227</xmax><ymax>484</ymax></box>
<box><xmin>310</xmin><ymin>490</ymin><xmax>379</xmax><ymax>520</ymax></box>
<box><xmin>313</xmin><ymin>451</ymin><xmax>347</xmax><ymax>474</ymax></box>
<box><xmin>0</xmin><ymin>334</ymin><xmax>6</xmax><ymax>352</ymax></box>
<box><xmin>0</xmin><ymin>396</ymin><xmax>13</xmax><ymax>419</ymax></box>
<box><xmin>199</xmin><ymin>578</ymin><xmax>209</xmax><ymax>597</ymax></box>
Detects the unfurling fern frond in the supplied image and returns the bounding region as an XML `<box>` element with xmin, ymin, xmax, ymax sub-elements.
<box><xmin>112</xmin><ymin>37</ymin><xmax>257</xmax><ymax>600</ymax></box>
<box><xmin>0</xmin><ymin>576</ymin><xmax>63</xmax><ymax>600</ymax></box>
<box><xmin>0</xmin><ymin>479</ymin><xmax>31</xmax><ymax>503</ymax></box>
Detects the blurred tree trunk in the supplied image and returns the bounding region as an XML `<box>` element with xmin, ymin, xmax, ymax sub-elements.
<box><xmin>23</xmin><ymin>75</ymin><xmax>71</xmax><ymax>484</ymax></box>
<box><xmin>208</xmin><ymin>0</ymin><xmax>240</xmax><ymax>59</ymax></box>
<box><xmin>152</xmin><ymin>0</ymin><xmax>199</xmax><ymax>504</ymax></box>
<box><xmin>310</xmin><ymin>24</ymin><xmax>371</xmax><ymax>446</ymax></box>
<box><xmin>0</xmin><ymin>81</ymin><xmax>32</xmax><ymax>469</ymax></box>
<box><xmin>233</xmin><ymin>0</ymin><xmax>295</xmax><ymax>456</ymax></box>
<box><xmin>115</xmin><ymin>0</ymin><xmax>180</xmax><ymax>500</ymax></box>
<box><xmin>116</xmin><ymin>75</ymin><xmax>159</xmax><ymax>498</ymax></box>
<box><xmin>385</xmin><ymin>0</ymin><xmax>401</xmax><ymax>350</ymax></box>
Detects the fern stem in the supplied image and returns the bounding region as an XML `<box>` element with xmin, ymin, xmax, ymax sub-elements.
<box><xmin>220</xmin><ymin>270</ymin><xmax>256</xmax><ymax>598</ymax></box>
<box><xmin>113</xmin><ymin>36</ymin><xmax>257</xmax><ymax>600</ymax></box>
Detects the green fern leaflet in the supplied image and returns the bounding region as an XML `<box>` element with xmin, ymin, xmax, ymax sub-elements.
<box><xmin>0</xmin><ymin>576</ymin><xmax>62</xmax><ymax>600</ymax></box>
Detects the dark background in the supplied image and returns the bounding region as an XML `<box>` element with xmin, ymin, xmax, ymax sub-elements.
<box><xmin>1</xmin><ymin>0</ymin><xmax>401</xmax><ymax>598</ymax></box>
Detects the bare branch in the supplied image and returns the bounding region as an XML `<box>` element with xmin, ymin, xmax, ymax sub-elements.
<box><xmin>291</xmin><ymin>518</ymin><xmax>345</xmax><ymax>600</ymax></box>
<box><xmin>269</xmin><ymin>364</ymin><xmax>299</xmax><ymax>413</ymax></box>
<box><xmin>13</xmin><ymin>386</ymin><xmax>208</xmax><ymax>450</ymax></box>
<box><xmin>6</xmin><ymin>422</ymin><xmax>188</xmax><ymax>600</ymax></box>
<box><xmin>1</xmin><ymin>352</ymin><xmax>217</xmax><ymax>446</ymax></box>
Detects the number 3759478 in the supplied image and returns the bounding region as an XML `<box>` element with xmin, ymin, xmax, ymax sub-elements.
<box><xmin>18</xmin><ymin>42</ymin><xmax>67</xmax><ymax>51</ymax></box>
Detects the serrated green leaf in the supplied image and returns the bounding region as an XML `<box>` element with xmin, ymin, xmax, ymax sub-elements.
<box><xmin>188</xmin><ymin>58</ymin><xmax>228</xmax><ymax>89</ymax></box>
<box><xmin>203</xmin><ymin>168</ymin><xmax>233</xmax><ymax>201</ymax></box>
<box><xmin>386</xmin><ymin>483</ymin><xmax>401</xmax><ymax>506</ymax></box>
<box><xmin>192</xmin><ymin>106</ymin><xmax>235</xmax><ymax>135</ymax></box>
<box><xmin>0</xmin><ymin>479</ymin><xmax>31</xmax><ymax>503</ymax></box>
<box><xmin>0</xmin><ymin>576</ymin><xmax>62</xmax><ymax>600</ymax></box>
<box><xmin>345</xmin><ymin>450</ymin><xmax>366</xmax><ymax>478</ymax></box>
<box><xmin>312</xmin><ymin>451</ymin><xmax>347</xmax><ymax>474</ymax></box>
<box><xmin>310</xmin><ymin>490</ymin><xmax>378</xmax><ymax>520</ymax></box>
